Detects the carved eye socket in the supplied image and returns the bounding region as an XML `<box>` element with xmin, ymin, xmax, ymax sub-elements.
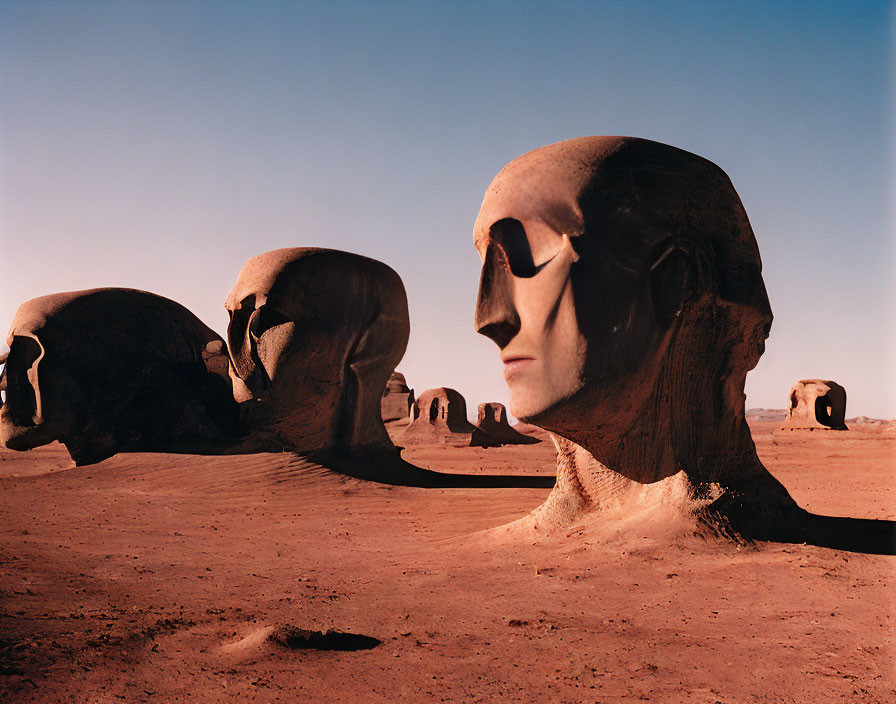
<box><xmin>249</xmin><ymin>306</ymin><xmax>291</xmax><ymax>340</ymax></box>
<box><xmin>489</xmin><ymin>218</ymin><xmax>562</xmax><ymax>278</ymax></box>
<box><xmin>227</xmin><ymin>297</ymin><xmax>255</xmax><ymax>361</ymax></box>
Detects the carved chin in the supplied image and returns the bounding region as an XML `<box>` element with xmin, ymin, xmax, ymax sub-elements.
<box><xmin>508</xmin><ymin>379</ymin><xmax>583</xmax><ymax>427</ymax></box>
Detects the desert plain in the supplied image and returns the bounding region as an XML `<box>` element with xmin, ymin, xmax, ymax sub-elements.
<box><xmin>0</xmin><ymin>416</ymin><xmax>892</xmax><ymax>703</ymax></box>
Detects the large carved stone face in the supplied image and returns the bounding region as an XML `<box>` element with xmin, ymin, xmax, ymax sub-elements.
<box><xmin>224</xmin><ymin>248</ymin><xmax>409</xmax><ymax>451</ymax></box>
<box><xmin>474</xmin><ymin>217</ymin><xmax>585</xmax><ymax>421</ymax></box>
<box><xmin>474</xmin><ymin>137</ymin><xmax>772</xmax><ymax>431</ymax></box>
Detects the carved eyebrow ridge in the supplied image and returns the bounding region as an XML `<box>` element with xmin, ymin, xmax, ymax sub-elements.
<box><xmin>531</xmin><ymin>252</ymin><xmax>558</xmax><ymax>275</ymax></box>
<box><xmin>493</xmin><ymin>245</ymin><xmax>559</xmax><ymax>278</ymax></box>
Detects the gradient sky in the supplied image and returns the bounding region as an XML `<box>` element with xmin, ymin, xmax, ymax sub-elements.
<box><xmin>2</xmin><ymin>1</ymin><xmax>893</xmax><ymax>418</ymax></box>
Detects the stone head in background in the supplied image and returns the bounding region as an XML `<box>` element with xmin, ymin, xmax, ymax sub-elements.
<box><xmin>409</xmin><ymin>387</ymin><xmax>475</xmax><ymax>432</ymax></box>
<box><xmin>470</xmin><ymin>402</ymin><xmax>540</xmax><ymax>447</ymax></box>
<box><xmin>474</xmin><ymin>136</ymin><xmax>796</xmax><ymax>537</ymax></box>
<box><xmin>781</xmin><ymin>379</ymin><xmax>848</xmax><ymax>431</ymax></box>
<box><xmin>398</xmin><ymin>387</ymin><xmax>476</xmax><ymax>446</ymax></box>
<box><xmin>225</xmin><ymin>248</ymin><xmax>409</xmax><ymax>453</ymax></box>
<box><xmin>381</xmin><ymin>371</ymin><xmax>415</xmax><ymax>423</ymax></box>
<box><xmin>0</xmin><ymin>288</ymin><xmax>240</xmax><ymax>465</ymax></box>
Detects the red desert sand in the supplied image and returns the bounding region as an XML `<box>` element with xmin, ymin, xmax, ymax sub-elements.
<box><xmin>0</xmin><ymin>418</ymin><xmax>892</xmax><ymax>703</ymax></box>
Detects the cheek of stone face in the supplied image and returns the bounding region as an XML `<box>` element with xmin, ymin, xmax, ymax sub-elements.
<box><xmin>254</xmin><ymin>321</ymin><xmax>299</xmax><ymax>384</ymax></box>
<box><xmin>568</xmin><ymin>249</ymin><xmax>649</xmax><ymax>359</ymax></box>
<box><xmin>507</xmin><ymin>283</ymin><xmax>586</xmax><ymax>421</ymax></box>
<box><xmin>255</xmin><ymin>323</ymin><xmax>344</xmax><ymax>409</ymax></box>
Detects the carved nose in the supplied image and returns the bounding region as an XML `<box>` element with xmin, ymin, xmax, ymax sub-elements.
<box><xmin>474</xmin><ymin>244</ymin><xmax>520</xmax><ymax>349</ymax></box>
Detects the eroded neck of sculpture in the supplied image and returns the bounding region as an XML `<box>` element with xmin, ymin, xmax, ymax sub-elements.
<box><xmin>237</xmin><ymin>399</ymin><xmax>340</xmax><ymax>453</ymax></box>
<box><xmin>527</xmin><ymin>401</ymin><xmax>796</xmax><ymax>536</ymax></box>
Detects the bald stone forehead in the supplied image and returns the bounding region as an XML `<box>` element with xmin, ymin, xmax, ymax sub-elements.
<box><xmin>8</xmin><ymin>288</ymin><xmax>206</xmax><ymax>345</ymax></box>
<box><xmin>473</xmin><ymin>136</ymin><xmax>725</xmax><ymax>249</ymax></box>
<box><xmin>225</xmin><ymin>247</ymin><xmax>404</xmax><ymax>315</ymax></box>
<box><xmin>226</xmin><ymin>248</ymin><xmax>321</xmax><ymax>306</ymax></box>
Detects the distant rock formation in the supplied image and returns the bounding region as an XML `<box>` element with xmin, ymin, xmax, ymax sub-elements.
<box><xmin>471</xmin><ymin>402</ymin><xmax>540</xmax><ymax>447</ymax></box>
<box><xmin>745</xmin><ymin>408</ymin><xmax>787</xmax><ymax>423</ymax></box>
<box><xmin>397</xmin><ymin>387</ymin><xmax>476</xmax><ymax>446</ymax></box>
<box><xmin>847</xmin><ymin>416</ymin><xmax>891</xmax><ymax>427</ymax></box>
<box><xmin>780</xmin><ymin>380</ymin><xmax>848</xmax><ymax>431</ymax></box>
<box><xmin>381</xmin><ymin>372</ymin><xmax>414</xmax><ymax>423</ymax></box>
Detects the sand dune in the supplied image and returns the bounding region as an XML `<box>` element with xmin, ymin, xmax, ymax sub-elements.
<box><xmin>0</xmin><ymin>421</ymin><xmax>892</xmax><ymax>702</ymax></box>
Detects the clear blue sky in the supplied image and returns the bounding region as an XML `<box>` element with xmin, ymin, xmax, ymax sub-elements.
<box><xmin>2</xmin><ymin>1</ymin><xmax>893</xmax><ymax>418</ymax></box>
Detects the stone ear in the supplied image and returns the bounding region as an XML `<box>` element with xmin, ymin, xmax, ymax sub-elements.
<box><xmin>342</xmin><ymin>309</ymin><xmax>406</xmax><ymax>450</ymax></box>
<box><xmin>648</xmin><ymin>246</ymin><xmax>697</xmax><ymax>328</ymax></box>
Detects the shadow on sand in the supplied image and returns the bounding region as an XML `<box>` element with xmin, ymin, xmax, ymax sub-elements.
<box><xmin>765</xmin><ymin>510</ymin><xmax>896</xmax><ymax>556</ymax></box>
<box><xmin>306</xmin><ymin>447</ymin><xmax>556</xmax><ymax>490</ymax></box>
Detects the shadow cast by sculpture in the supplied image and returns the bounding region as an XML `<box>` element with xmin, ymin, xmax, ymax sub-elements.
<box><xmin>739</xmin><ymin>507</ymin><xmax>895</xmax><ymax>556</ymax></box>
<box><xmin>307</xmin><ymin>445</ymin><xmax>555</xmax><ymax>489</ymax></box>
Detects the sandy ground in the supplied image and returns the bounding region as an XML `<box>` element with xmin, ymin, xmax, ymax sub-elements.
<box><xmin>0</xmin><ymin>421</ymin><xmax>893</xmax><ymax>703</ymax></box>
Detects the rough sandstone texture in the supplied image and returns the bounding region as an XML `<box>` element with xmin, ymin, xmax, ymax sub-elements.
<box><xmin>780</xmin><ymin>379</ymin><xmax>848</xmax><ymax>431</ymax></box>
<box><xmin>471</xmin><ymin>402</ymin><xmax>540</xmax><ymax>447</ymax></box>
<box><xmin>225</xmin><ymin>248</ymin><xmax>409</xmax><ymax>454</ymax></box>
<box><xmin>381</xmin><ymin>371</ymin><xmax>414</xmax><ymax>423</ymax></box>
<box><xmin>0</xmin><ymin>288</ymin><xmax>239</xmax><ymax>465</ymax></box>
<box><xmin>473</xmin><ymin>136</ymin><xmax>801</xmax><ymax>540</ymax></box>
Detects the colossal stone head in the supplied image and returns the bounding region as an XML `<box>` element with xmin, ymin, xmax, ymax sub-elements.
<box><xmin>781</xmin><ymin>379</ymin><xmax>848</xmax><ymax>431</ymax></box>
<box><xmin>0</xmin><ymin>288</ymin><xmax>239</xmax><ymax>465</ymax></box>
<box><xmin>224</xmin><ymin>248</ymin><xmax>409</xmax><ymax>452</ymax></box>
<box><xmin>474</xmin><ymin>137</ymin><xmax>772</xmax><ymax>450</ymax></box>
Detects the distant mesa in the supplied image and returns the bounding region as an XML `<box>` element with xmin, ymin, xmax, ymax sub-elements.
<box><xmin>780</xmin><ymin>379</ymin><xmax>848</xmax><ymax>431</ymax></box>
<box><xmin>846</xmin><ymin>416</ymin><xmax>895</xmax><ymax>429</ymax></box>
<box><xmin>745</xmin><ymin>408</ymin><xmax>787</xmax><ymax>423</ymax></box>
<box><xmin>381</xmin><ymin>371</ymin><xmax>414</xmax><ymax>424</ymax></box>
<box><xmin>397</xmin><ymin>387</ymin><xmax>477</xmax><ymax>446</ymax></box>
<box><xmin>471</xmin><ymin>402</ymin><xmax>540</xmax><ymax>447</ymax></box>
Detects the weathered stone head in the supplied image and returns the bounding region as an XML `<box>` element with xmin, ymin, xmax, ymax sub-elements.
<box><xmin>225</xmin><ymin>248</ymin><xmax>409</xmax><ymax>453</ymax></box>
<box><xmin>781</xmin><ymin>379</ymin><xmax>847</xmax><ymax>431</ymax></box>
<box><xmin>475</xmin><ymin>136</ymin><xmax>771</xmax><ymax>444</ymax></box>
<box><xmin>474</xmin><ymin>137</ymin><xmax>794</xmax><ymax>534</ymax></box>
<box><xmin>397</xmin><ymin>387</ymin><xmax>477</xmax><ymax>447</ymax></box>
<box><xmin>0</xmin><ymin>288</ymin><xmax>239</xmax><ymax>465</ymax></box>
<box><xmin>409</xmin><ymin>387</ymin><xmax>474</xmax><ymax>433</ymax></box>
